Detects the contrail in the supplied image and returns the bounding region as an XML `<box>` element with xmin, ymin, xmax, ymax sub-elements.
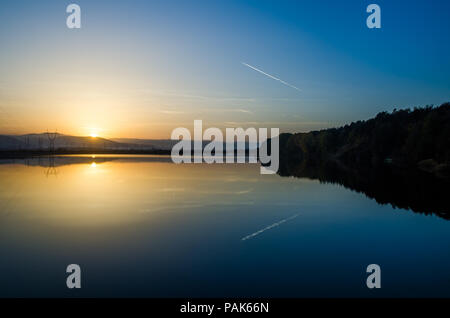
<box><xmin>242</xmin><ymin>62</ymin><xmax>301</xmax><ymax>92</ymax></box>
<box><xmin>241</xmin><ymin>213</ymin><xmax>300</xmax><ymax>241</ymax></box>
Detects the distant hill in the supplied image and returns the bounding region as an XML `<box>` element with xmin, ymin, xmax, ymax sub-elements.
<box><xmin>279</xmin><ymin>102</ymin><xmax>450</xmax><ymax>178</ymax></box>
<box><xmin>0</xmin><ymin>133</ymin><xmax>162</xmax><ymax>151</ymax></box>
<box><xmin>0</xmin><ymin>132</ymin><xmax>255</xmax><ymax>154</ymax></box>
<box><xmin>0</xmin><ymin>135</ymin><xmax>25</xmax><ymax>149</ymax></box>
<box><xmin>111</xmin><ymin>138</ymin><xmax>177</xmax><ymax>150</ymax></box>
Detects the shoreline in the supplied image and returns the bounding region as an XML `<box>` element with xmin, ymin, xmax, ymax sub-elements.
<box><xmin>0</xmin><ymin>149</ymin><xmax>172</xmax><ymax>159</ymax></box>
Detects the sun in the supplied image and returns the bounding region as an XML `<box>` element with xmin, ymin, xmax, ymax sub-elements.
<box><xmin>87</xmin><ymin>127</ymin><xmax>101</xmax><ymax>138</ymax></box>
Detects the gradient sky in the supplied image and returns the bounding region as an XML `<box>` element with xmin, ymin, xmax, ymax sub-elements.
<box><xmin>0</xmin><ymin>0</ymin><xmax>449</xmax><ymax>138</ymax></box>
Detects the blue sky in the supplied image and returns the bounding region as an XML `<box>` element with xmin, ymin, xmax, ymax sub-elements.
<box><xmin>0</xmin><ymin>0</ymin><xmax>449</xmax><ymax>138</ymax></box>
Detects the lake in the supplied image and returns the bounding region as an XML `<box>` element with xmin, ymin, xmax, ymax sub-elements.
<box><xmin>0</xmin><ymin>155</ymin><xmax>449</xmax><ymax>297</ymax></box>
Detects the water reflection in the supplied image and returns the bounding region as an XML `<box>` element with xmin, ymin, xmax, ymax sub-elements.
<box><xmin>2</xmin><ymin>154</ymin><xmax>447</xmax><ymax>220</ymax></box>
<box><xmin>278</xmin><ymin>157</ymin><xmax>450</xmax><ymax>220</ymax></box>
<box><xmin>1</xmin><ymin>155</ymin><xmax>450</xmax><ymax>297</ymax></box>
<box><xmin>0</xmin><ymin>155</ymin><xmax>264</xmax><ymax>228</ymax></box>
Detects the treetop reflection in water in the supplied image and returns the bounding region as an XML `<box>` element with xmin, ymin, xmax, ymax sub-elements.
<box><xmin>277</xmin><ymin>157</ymin><xmax>450</xmax><ymax>220</ymax></box>
<box><xmin>2</xmin><ymin>154</ymin><xmax>448</xmax><ymax>220</ymax></box>
<box><xmin>1</xmin><ymin>155</ymin><xmax>450</xmax><ymax>297</ymax></box>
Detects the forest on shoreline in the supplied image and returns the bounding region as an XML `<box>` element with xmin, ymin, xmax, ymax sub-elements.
<box><xmin>278</xmin><ymin>102</ymin><xmax>450</xmax><ymax>178</ymax></box>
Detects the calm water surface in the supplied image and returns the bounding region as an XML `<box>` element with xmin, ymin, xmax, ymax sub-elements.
<box><xmin>0</xmin><ymin>155</ymin><xmax>449</xmax><ymax>297</ymax></box>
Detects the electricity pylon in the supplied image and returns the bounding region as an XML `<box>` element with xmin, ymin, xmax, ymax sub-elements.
<box><xmin>46</xmin><ymin>130</ymin><xmax>58</xmax><ymax>152</ymax></box>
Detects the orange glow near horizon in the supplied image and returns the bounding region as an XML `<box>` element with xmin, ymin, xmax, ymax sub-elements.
<box><xmin>89</xmin><ymin>128</ymin><xmax>100</xmax><ymax>138</ymax></box>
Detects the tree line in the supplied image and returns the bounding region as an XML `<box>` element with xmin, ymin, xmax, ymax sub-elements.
<box><xmin>279</xmin><ymin>102</ymin><xmax>450</xmax><ymax>175</ymax></box>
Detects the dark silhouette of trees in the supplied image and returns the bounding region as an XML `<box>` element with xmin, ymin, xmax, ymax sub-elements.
<box><xmin>280</xmin><ymin>102</ymin><xmax>450</xmax><ymax>176</ymax></box>
<box><xmin>277</xmin><ymin>103</ymin><xmax>450</xmax><ymax>219</ymax></box>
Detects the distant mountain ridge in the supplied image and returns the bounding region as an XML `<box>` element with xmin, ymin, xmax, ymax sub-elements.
<box><xmin>0</xmin><ymin>133</ymin><xmax>174</xmax><ymax>151</ymax></box>
<box><xmin>111</xmin><ymin>138</ymin><xmax>177</xmax><ymax>150</ymax></box>
<box><xmin>0</xmin><ymin>134</ymin><xmax>253</xmax><ymax>152</ymax></box>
